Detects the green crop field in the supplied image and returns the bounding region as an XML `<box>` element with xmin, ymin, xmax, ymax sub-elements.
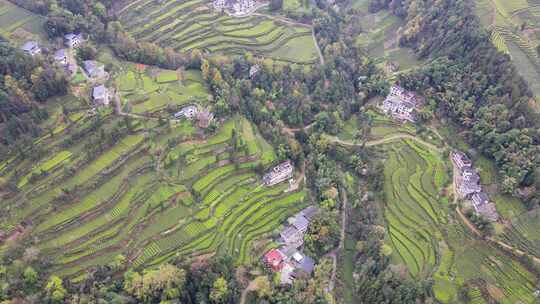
<box><xmin>0</xmin><ymin>0</ymin><xmax>46</xmax><ymax>43</ymax></box>
<box><xmin>474</xmin><ymin>0</ymin><xmax>540</xmax><ymax>99</ymax></box>
<box><xmin>381</xmin><ymin>139</ymin><xmax>538</xmax><ymax>304</ymax></box>
<box><xmin>500</xmin><ymin>208</ymin><xmax>540</xmax><ymax>257</ymax></box>
<box><xmin>0</xmin><ymin>109</ymin><xmax>304</xmax><ymax>282</ymax></box>
<box><xmin>118</xmin><ymin>0</ymin><xmax>320</xmax><ymax>64</ymax></box>
<box><xmin>116</xmin><ymin>64</ymin><xmax>211</xmax><ymax>115</ymax></box>
<box><xmin>351</xmin><ymin>5</ymin><xmax>421</xmax><ymax>74</ymax></box>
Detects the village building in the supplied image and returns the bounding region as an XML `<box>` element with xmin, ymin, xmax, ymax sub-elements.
<box><xmin>83</xmin><ymin>60</ymin><xmax>107</xmax><ymax>79</ymax></box>
<box><xmin>64</xmin><ymin>33</ymin><xmax>84</xmax><ymax>48</ymax></box>
<box><xmin>232</xmin><ymin>0</ymin><xmax>255</xmax><ymax>14</ymax></box>
<box><xmin>451</xmin><ymin>151</ymin><xmax>472</xmax><ymax>170</ymax></box>
<box><xmin>452</xmin><ymin>150</ymin><xmax>499</xmax><ymax>221</ymax></box>
<box><xmin>279</xmin><ymin>226</ymin><xmax>303</xmax><ymax>245</ymax></box>
<box><xmin>471</xmin><ymin>192</ymin><xmax>498</xmax><ymax>222</ymax></box>
<box><xmin>456</xmin><ymin>167</ymin><xmax>482</xmax><ymax>198</ymax></box>
<box><xmin>264</xmin><ymin>249</ymin><xmax>286</xmax><ymax>272</ymax></box>
<box><xmin>21</xmin><ymin>41</ymin><xmax>41</xmax><ymax>56</ymax></box>
<box><xmin>263</xmin><ymin>160</ymin><xmax>294</xmax><ymax>186</ymax></box>
<box><xmin>293</xmin><ymin>253</ymin><xmax>315</xmax><ymax>276</ymax></box>
<box><xmin>379</xmin><ymin>85</ymin><xmax>420</xmax><ymax>123</ymax></box>
<box><xmin>197</xmin><ymin>107</ymin><xmax>214</xmax><ymax>128</ymax></box>
<box><xmin>213</xmin><ymin>0</ymin><xmax>228</xmax><ymax>11</ymax></box>
<box><xmin>53</xmin><ymin>49</ymin><xmax>78</xmax><ymax>76</ymax></box>
<box><xmin>92</xmin><ymin>85</ymin><xmax>111</xmax><ymax>106</ymax></box>
<box><xmin>288</xmin><ymin>213</ymin><xmax>309</xmax><ymax>233</ymax></box>
<box><xmin>264</xmin><ymin>206</ymin><xmax>318</xmax><ymax>285</ymax></box>
<box><xmin>54</xmin><ymin>49</ymin><xmax>68</xmax><ymax>66</ymax></box>
<box><xmin>299</xmin><ymin>206</ymin><xmax>318</xmax><ymax>221</ymax></box>
<box><xmin>174</xmin><ymin>105</ymin><xmax>199</xmax><ymax>120</ymax></box>
<box><xmin>249</xmin><ymin>64</ymin><xmax>261</xmax><ymax>78</ymax></box>
<box><xmin>280</xmin><ymin>262</ymin><xmax>295</xmax><ymax>284</ymax></box>
<box><xmin>213</xmin><ymin>0</ymin><xmax>256</xmax><ymax>15</ymax></box>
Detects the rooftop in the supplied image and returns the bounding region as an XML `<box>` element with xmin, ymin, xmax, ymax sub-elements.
<box><xmin>291</xmin><ymin>214</ymin><xmax>309</xmax><ymax>232</ymax></box>
<box><xmin>300</xmin><ymin>206</ymin><xmax>318</xmax><ymax>220</ymax></box>
<box><xmin>54</xmin><ymin>49</ymin><xmax>67</xmax><ymax>59</ymax></box>
<box><xmin>93</xmin><ymin>85</ymin><xmax>107</xmax><ymax>99</ymax></box>
<box><xmin>21</xmin><ymin>41</ymin><xmax>39</xmax><ymax>51</ymax></box>
<box><xmin>65</xmin><ymin>33</ymin><xmax>82</xmax><ymax>40</ymax></box>
<box><xmin>472</xmin><ymin>192</ymin><xmax>489</xmax><ymax>206</ymax></box>
<box><xmin>280</xmin><ymin>226</ymin><xmax>300</xmax><ymax>240</ymax></box>
<box><xmin>295</xmin><ymin>255</ymin><xmax>315</xmax><ymax>274</ymax></box>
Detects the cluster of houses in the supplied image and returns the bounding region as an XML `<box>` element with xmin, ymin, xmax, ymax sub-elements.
<box><xmin>213</xmin><ymin>0</ymin><xmax>257</xmax><ymax>16</ymax></box>
<box><xmin>173</xmin><ymin>105</ymin><xmax>215</xmax><ymax>128</ymax></box>
<box><xmin>264</xmin><ymin>206</ymin><xmax>318</xmax><ymax>284</ymax></box>
<box><xmin>452</xmin><ymin>151</ymin><xmax>499</xmax><ymax>222</ymax></box>
<box><xmin>379</xmin><ymin>85</ymin><xmax>421</xmax><ymax>123</ymax></box>
<box><xmin>263</xmin><ymin>160</ymin><xmax>294</xmax><ymax>186</ymax></box>
<box><xmin>20</xmin><ymin>34</ymin><xmax>113</xmax><ymax>109</ymax></box>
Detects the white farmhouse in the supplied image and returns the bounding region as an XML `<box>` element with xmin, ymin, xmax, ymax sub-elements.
<box><xmin>21</xmin><ymin>41</ymin><xmax>41</xmax><ymax>56</ymax></box>
<box><xmin>64</xmin><ymin>33</ymin><xmax>84</xmax><ymax>48</ymax></box>
<box><xmin>83</xmin><ymin>60</ymin><xmax>107</xmax><ymax>79</ymax></box>
<box><xmin>174</xmin><ymin>105</ymin><xmax>199</xmax><ymax>120</ymax></box>
<box><xmin>92</xmin><ymin>85</ymin><xmax>111</xmax><ymax>106</ymax></box>
<box><xmin>54</xmin><ymin>49</ymin><xmax>69</xmax><ymax>66</ymax></box>
<box><xmin>263</xmin><ymin>160</ymin><xmax>294</xmax><ymax>186</ymax></box>
<box><xmin>380</xmin><ymin>85</ymin><xmax>420</xmax><ymax>122</ymax></box>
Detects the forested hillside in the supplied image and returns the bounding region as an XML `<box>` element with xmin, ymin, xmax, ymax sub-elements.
<box><xmin>371</xmin><ymin>0</ymin><xmax>540</xmax><ymax>208</ymax></box>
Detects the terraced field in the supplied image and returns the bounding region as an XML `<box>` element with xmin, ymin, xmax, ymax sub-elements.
<box><xmin>0</xmin><ymin>111</ymin><xmax>305</xmax><ymax>282</ymax></box>
<box><xmin>383</xmin><ymin>140</ymin><xmax>449</xmax><ymax>278</ymax></box>
<box><xmin>0</xmin><ymin>0</ymin><xmax>46</xmax><ymax>43</ymax></box>
<box><xmin>500</xmin><ymin>208</ymin><xmax>540</xmax><ymax>257</ymax></box>
<box><xmin>118</xmin><ymin>0</ymin><xmax>320</xmax><ymax>64</ymax></box>
<box><xmin>381</xmin><ymin>140</ymin><xmax>538</xmax><ymax>303</ymax></box>
<box><xmin>116</xmin><ymin>64</ymin><xmax>211</xmax><ymax>115</ymax></box>
<box><xmin>352</xmin><ymin>3</ymin><xmax>421</xmax><ymax>73</ymax></box>
<box><xmin>474</xmin><ymin>0</ymin><xmax>540</xmax><ymax>97</ymax></box>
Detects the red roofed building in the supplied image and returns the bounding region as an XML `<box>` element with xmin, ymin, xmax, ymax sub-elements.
<box><xmin>264</xmin><ymin>249</ymin><xmax>286</xmax><ymax>272</ymax></box>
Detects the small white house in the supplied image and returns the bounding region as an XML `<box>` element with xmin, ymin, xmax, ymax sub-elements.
<box><xmin>174</xmin><ymin>105</ymin><xmax>199</xmax><ymax>120</ymax></box>
<box><xmin>54</xmin><ymin>49</ymin><xmax>69</xmax><ymax>66</ymax></box>
<box><xmin>92</xmin><ymin>85</ymin><xmax>110</xmax><ymax>106</ymax></box>
<box><xmin>64</xmin><ymin>33</ymin><xmax>83</xmax><ymax>48</ymax></box>
<box><xmin>21</xmin><ymin>41</ymin><xmax>41</xmax><ymax>56</ymax></box>
<box><xmin>263</xmin><ymin>161</ymin><xmax>294</xmax><ymax>186</ymax></box>
<box><xmin>83</xmin><ymin>60</ymin><xmax>107</xmax><ymax>79</ymax></box>
<box><xmin>249</xmin><ymin>64</ymin><xmax>260</xmax><ymax>78</ymax></box>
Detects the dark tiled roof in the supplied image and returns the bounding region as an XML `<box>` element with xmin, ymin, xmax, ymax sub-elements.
<box><xmin>296</xmin><ymin>255</ymin><xmax>315</xmax><ymax>274</ymax></box>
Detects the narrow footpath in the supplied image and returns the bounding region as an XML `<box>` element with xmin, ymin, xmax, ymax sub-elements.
<box><xmin>325</xmin><ymin>133</ymin><xmax>444</xmax><ymax>153</ymax></box>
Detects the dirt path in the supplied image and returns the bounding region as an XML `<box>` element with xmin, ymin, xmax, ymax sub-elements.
<box><xmin>311</xmin><ymin>28</ymin><xmax>325</xmax><ymax>65</ymax></box>
<box><xmin>239</xmin><ymin>278</ymin><xmax>259</xmax><ymax>304</ymax></box>
<box><xmin>282</xmin><ymin>122</ymin><xmax>315</xmax><ymax>136</ymax></box>
<box><xmin>326</xmin><ymin>133</ymin><xmax>444</xmax><ymax>153</ymax></box>
<box><xmin>114</xmin><ymin>92</ymin><xmax>183</xmax><ymax>123</ymax></box>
